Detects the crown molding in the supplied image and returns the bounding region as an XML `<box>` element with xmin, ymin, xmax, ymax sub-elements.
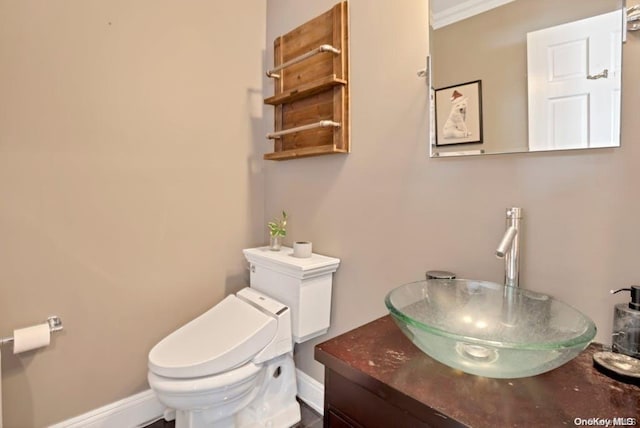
<box><xmin>432</xmin><ymin>0</ymin><xmax>515</xmax><ymax>29</ymax></box>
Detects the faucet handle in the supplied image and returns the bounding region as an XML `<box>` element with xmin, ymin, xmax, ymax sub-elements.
<box><xmin>506</xmin><ymin>207</ymin><xmax>523</xmax><ymax>219</ymax></box>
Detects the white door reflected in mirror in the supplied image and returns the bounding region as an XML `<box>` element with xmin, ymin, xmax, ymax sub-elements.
<box><xmin>527</xmin><ymin>11</ymin><xmax>622</xmax><ymax>151</ymax></box>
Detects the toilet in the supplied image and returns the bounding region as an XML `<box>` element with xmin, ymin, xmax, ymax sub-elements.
<box><xmin>148</xmin><ymin>247</ymin><xmax>340</xmax><ymax>428</ymax></box>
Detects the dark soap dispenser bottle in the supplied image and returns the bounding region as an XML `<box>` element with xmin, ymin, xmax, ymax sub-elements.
<box><xmin>611</xmin><ymin>285</ymin><xmax>640</xmax><ymax>358</ymax></box>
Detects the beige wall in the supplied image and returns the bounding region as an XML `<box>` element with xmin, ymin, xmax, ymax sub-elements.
<box><xmin>433</xmin><ymin>0</ymin><xmax>620</xmax><ymax>154</ymax></box>
<box><xmin>266</xmin><ymin>0</ymin><xmax>640</xmax><ymax>383</ymax></box>
<box><xmin>0</xmin><ymin>1</ymin><xmax>266</xmax><ymax>426</ymax></box>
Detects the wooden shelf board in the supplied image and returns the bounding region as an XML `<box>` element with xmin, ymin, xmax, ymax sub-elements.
<box><xmin>264</xmin><ymin>75</ymin><xmax>347</xmax><ymax>106</ymax></box>
<box><xmin>264</xmin><ymin>145</ymin><xmax>348</xmax><ymax>161</ymax></box>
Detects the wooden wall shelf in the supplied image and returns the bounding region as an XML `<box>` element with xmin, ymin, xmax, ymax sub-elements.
<box><xmin>264</xmin><ymin>145</ymin><xmax>348</xmax><ymax>161</ymax></box>
<box><xmin>264</xmin><ymin>75</ymin><xmax>347</xmax><ymax>106</ymax></box>
<box><xmin>264</xmin><ymin>2</ymin><xmax>349</xmax><ymax>161</ymax></box>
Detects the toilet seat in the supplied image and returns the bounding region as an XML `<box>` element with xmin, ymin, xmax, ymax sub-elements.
<box><xmin>148</xmin><ymin>295</ymin><xmax>277</xmax><ymax>378</ymax></box>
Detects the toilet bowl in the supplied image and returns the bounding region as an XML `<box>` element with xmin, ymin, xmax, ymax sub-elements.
<box><xmin>148</xmin><ymin>354</ymin><xmax>299</xmax><ymax>428</ymax></box>
<box><xmin>148</xmin><ymin>247</ymin><xmax>340</xmax><ymax>428</ymax></box>
<box><xmin>148</xmin><ymin>362</ymin><xmax>264</xmax><ymax>424</ymax></box>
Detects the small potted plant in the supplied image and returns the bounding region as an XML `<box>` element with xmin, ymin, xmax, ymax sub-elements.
<box><xmin>268</xmin><ymin>210</ymin><xmax>287</xmax><ymax>251</ymax></box>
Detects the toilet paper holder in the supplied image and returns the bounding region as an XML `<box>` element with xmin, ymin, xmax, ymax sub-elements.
<box><xmin>0</xmin><ymin>316</ymin><xmax>63</xmax><ymax>346</ymax></box>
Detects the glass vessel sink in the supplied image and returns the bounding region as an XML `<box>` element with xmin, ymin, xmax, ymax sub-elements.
<box><xmin>385</xmin><ymin>279</ymin><xmax>596</xmax><ymax>378</ymax></box>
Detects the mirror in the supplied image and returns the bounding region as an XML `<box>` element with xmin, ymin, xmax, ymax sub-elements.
<box><xmin>429</xmin><ymin>0</ymin><xmax>625</xmax><ymax>157</ymax></box>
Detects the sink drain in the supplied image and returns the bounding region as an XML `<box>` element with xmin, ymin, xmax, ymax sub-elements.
<box><xmin>456</xmin><ymin>342</ymin><xmax>498</xmax><ymax>363</ymax></box>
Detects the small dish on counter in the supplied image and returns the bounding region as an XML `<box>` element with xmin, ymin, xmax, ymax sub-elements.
<box><xmin>593</xmin><ymin>351</ymin><xmax>640</xmax><ymax>380</ymax></box>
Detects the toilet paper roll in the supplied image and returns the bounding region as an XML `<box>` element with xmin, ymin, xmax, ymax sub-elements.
<box><xmin>13</xmin><ymin>323</ymin><xmax>50</xmax><ymax>354</ymax></box>
<box><xmin>293</xmin><ymin>241</ymin><xmax>312</xmax><ymax>258</ymax></box>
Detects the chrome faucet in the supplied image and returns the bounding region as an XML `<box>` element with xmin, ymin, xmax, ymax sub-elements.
<box><xmin>495</xmin><ymin>207</ymin><xmax>522</xmax><ymax>288</ymax></box>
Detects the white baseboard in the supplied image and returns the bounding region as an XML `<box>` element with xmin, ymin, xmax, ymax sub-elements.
<box><xmin>48</xmin><ymin>389</ymin><xmax>165</xmax><ymax>428</ymax></box>
<box><xmin>48</xmin><ymin>370</ymin><xmax>323</xmax><ymax>428</ymax></box>
<box><xmin>295</xmin><ymin>369</ymin><xmax>324</xmax><ymax>416</ymax></box>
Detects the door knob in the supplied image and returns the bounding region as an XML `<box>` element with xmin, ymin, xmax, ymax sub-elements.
<box><xmin>587</xmin><ymin>69</ymin><xmax>608</xmax><ymax>80</ymax></box>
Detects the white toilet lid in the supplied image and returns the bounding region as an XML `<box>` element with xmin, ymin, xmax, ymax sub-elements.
<box><xmin>148</xmin><ymin>294</ymin><xmax>277</xmax><ymax>378</ymax></box>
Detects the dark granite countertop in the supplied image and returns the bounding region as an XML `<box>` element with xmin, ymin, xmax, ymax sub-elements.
<box><xmin>316</xmin><ymin>315</ymin><xmax>640</xmax><ymax>427</ymax></box>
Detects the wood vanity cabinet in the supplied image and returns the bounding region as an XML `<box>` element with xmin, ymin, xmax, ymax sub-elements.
<box><xmin>315</xmin><ymin>316</ymin><xmax>640</xmax><ymax>428</ymax></box>
<box><xmin>321</xmin><ymin>367</ymin><xmax>459</xmax><ymax>428</ymax></box>
<box><xmin>315</xmin><ymin>317</ymin><xmax>466</xmax><ymax>428</ymax></box>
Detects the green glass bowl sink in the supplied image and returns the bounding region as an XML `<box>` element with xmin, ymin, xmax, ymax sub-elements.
<box><xmin>385</xmin><ymin>279</ymin><xmax>596</xmax><ymax>378</ymax></box>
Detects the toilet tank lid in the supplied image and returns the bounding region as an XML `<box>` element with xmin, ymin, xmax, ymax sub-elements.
<box><xmin>148</xmin><ymin>295</ymin><xmax>277</xmax><ymax>378</ymax></box>
<box><xmin>243</xmin><ymin>247</ymin><xmax>340</xmax><ymax>279</ymax></box>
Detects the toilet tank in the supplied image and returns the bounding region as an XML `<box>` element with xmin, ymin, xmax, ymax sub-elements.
<box><xmin>243</xmin><ymin>247</ymin><xmax>340</xmax><ymax>343</ymax></box>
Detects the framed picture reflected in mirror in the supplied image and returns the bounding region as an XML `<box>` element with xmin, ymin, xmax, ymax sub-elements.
<box><xmin>434</xmin><ymin>80</ymin><xmax>483</xmax><ymax>146</ymax></box>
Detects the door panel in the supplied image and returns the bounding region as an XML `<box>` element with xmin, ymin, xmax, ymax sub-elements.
<box><xmin>527</xmin><ymin>10</ymin><xmax>622</xmax><ymax>151</ymax></box>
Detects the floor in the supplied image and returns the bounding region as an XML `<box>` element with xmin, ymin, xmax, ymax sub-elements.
<box><xmin>143</xmin><ymin>399</ymin><xmax>323</xmax><ymax>428</ymax></box>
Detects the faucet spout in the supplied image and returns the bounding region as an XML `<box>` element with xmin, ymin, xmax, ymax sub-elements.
<box><xmin>496</xmin><ymin>226</ymin><xmax>517</xmax><ymax>258</ymax></box>
<box><xmin>496</xmin><ymin>207</ymin><xmax>522</xmax><ymax>288</ymax></box>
